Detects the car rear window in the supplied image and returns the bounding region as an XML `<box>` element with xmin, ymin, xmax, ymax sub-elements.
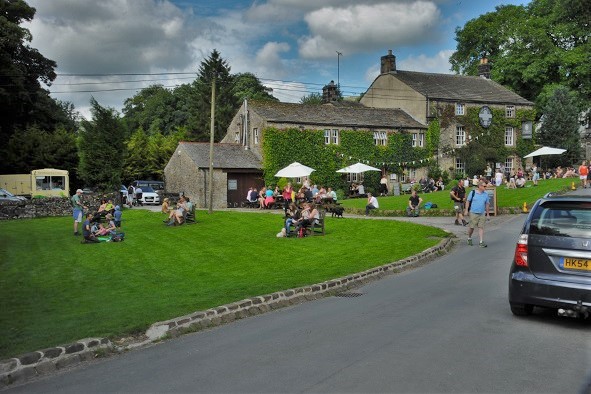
<box><xmin>529</xmin><ymin>201</ymin><xmax>591</xmax><ymax>238</ymax></box>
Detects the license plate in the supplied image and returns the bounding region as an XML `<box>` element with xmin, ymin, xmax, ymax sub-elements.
<box><xmin>561</xmin><ymin>257</ymin><xmax>591</xmax><ymax>271</ymax></box>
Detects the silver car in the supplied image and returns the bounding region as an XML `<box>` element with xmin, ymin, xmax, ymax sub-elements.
<box><xmin>0</xmin><ymin>188</ymin><xmax>27</xmax><ymax>202</ymax></box>
<box><xmin>509</xmin><ymin>194</ymin><xmax>591</xmax><ymax>318</ymax></box>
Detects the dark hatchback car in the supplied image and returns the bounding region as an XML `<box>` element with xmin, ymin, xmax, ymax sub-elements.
<box><xmin>509</xmin><ymin>193</ymin><xmax>591</xmax><ymax>318</ymax></box>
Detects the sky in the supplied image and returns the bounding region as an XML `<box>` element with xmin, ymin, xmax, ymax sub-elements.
<box><xmin>24</xmin><ymin>0</ymin><xmax>529</xmax><ymax>119</ymax></box>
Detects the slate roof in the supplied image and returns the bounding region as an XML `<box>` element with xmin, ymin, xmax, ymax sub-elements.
<box><xmin>179</xmin><ymin>142</ymin><xmax>262</xmax><ymax>169</ymax></box>
<box><xmin>391</xmin><ymin>71</ymin><xmax>533</xmax><ymax>106</ymax></box>
<box><xmin>249</xmin><ymin>101</ymin><xmax>426</xmax><ymax>129</ymax></box>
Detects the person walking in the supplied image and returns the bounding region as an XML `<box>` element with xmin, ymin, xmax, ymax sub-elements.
<box><xmin>365</xmin><ymin>192</ymin><xmax>379</xmax><ymax>216</ymax></box>
<box><xmin>465</xmin><ymin>181</ymin><xmax>490</xmax><ymax>247</ymax></box>
<box><xmin>450</xmin><ymin>180</ymin><xmax>467</xmax><ymax>226</ymax></box>
<box><xmin>578</xmin><ymin>160</ymin><xmax>588</xmax><ymax>188</ymax></box>
<box><xmin>71</xmin><ymin>188</ymin><xmax>87</xmax><ymax>236</ymax></box>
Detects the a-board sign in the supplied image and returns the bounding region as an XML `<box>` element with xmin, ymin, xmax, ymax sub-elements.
<box><xmin>485</xmin><ymin>185</ymin><xmax>497</xmax><ymax>216</ymax></box>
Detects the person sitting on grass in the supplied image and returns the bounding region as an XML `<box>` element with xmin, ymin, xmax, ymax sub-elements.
<box><xmin>365</xmin><ymin>192</ymin><xmax>379</xmax><ymax>216</ymax></box>
<box><xmin>406</xmin><ymin>189</ymin><xmax>423</xmax><ymax>217</ymax></box>
<box><xmin>104</xmin><ymin>199</ymin><xmax>115</xmax><ymax>214</ymax></box>
<box><xmin>515</xmin><ymin>177</ymin><xmax>526</xmax><ymax>188</ymax></box>
<box><xmin>161</xmin><ymin>197</ymin><xmax>171</xmax><ymax>214</ymax></box>
<box><xmin>82</xmin><ymin>213</ymin><xmax>100</xmax><ymax>243</ymax></box>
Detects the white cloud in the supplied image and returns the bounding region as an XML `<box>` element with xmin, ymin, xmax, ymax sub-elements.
<box><xmin>364</xmin><ymin>49</ymin><xmax>455</xmax><ymax>84</ymax></box>
<box><xmin>399</xmin><ymin>49</ymin><xmax>455</xmax><ymax>74</ymax></box>
<box><xmin>299</xmin><ymin>1</ymin><xmax>441</xmax><ymax>59</ymax></box>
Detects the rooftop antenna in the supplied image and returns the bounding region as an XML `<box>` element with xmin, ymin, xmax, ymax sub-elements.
<box><xmin>336</xmin><ymin>51</ymin><xmax>342</xmax><ymax>90</ymax></box>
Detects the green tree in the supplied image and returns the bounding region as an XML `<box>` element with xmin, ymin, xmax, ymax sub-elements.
<box><xmin>232</xmin><ymin>73</ymin><xmax>278</xmax><ymax>102</ymax></box>
<box><xmin>78</xmin><ymin>98</ymin><xmax>126</xmax><ymax>191</ymax></box>
<box><xmin>450</xmin><ymin>0</ymin><xmax>590</xmax><ymax>104</ymax></box>
<box><xmin>0</xmin><ymin>0</ymin><xmax>60</xmax><ymax>142</ymax></box>
<box><xmin>538</xmin><ymin>87</ymin><xmax>582</xmax><ymax>167</ymax></box>
<box><xmin>122</xmin><ymin>128</ymin><xmax>151</xmax><ymax>182</ymax></box>
<box><xmin>186</xmin><ymin>49</ymin><xmax>238</xmax><ymax>141</ymax></box>
<box><xmin>299</xmin><ymin>92</ymin><xmax>323</xmax><ymax>104</ymax></box>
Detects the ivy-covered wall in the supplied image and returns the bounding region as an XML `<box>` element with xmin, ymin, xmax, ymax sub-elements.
<box><xmin>261</xmin><ymin>127</ymin><xmax>434</xmax><ymax>192</ymax></box>
<box><xmin>435</xmin><ymin>102</ymin><xmax>536</xmax><ymax>177</ymax></box>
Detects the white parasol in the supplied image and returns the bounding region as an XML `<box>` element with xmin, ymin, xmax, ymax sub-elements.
<box><xmin>275</xmin><ymin>162</ymin><xmax>315</xmax><ymax>178</ymax></box>
<box><xmin>523</xmin><ymin>146</ymin><xmax>566</xmax><ymax>158</ymax></box>
<box><xmin>336</xmin><ymin>162</ymin><xmax>381</xmax><ymax>174</ymax></box>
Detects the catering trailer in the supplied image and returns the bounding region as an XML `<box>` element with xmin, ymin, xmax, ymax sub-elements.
<box><xmin>0</xmin><ymin>169</ymin><xmax>69</xmax><ymax>197</ymax></box>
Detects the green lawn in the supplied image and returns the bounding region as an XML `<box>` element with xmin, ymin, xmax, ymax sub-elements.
<box><xmin>340</xmin><ymin>178</ymin><xmax>576</xmax><ymax>211</ymax></box>
<box><xmin>0</xmin><ymin>210</ymin><xmax>448</xmax><ymax>358</ymax></box>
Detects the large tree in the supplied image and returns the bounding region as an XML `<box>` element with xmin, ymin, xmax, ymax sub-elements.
<box><xmin>0</xmin><ymin>0</ymin><xmax>60</xmax><ymax>142</ymax></box>
<box><xmin>78</xmin><ymin>99</ymin><xmax>126</xmax><ymax>191</ymax></box>
<box><xmin>187</xmin><ymin>49</ymin><xmax>238</xmax><ymax>141</ymax></box>
<box><xmin>450</xmin><ymin>0</ymin><xmax>590</xmax><ymax>106</ymax></box>
<box><xmin>538</xmin><ymin>87</ymin><xmax>582</xmax><ymax>167</ymax></box>
<box><xmin>232</xmin><ymin>73</ymin><xmax>278</xmax><ymax>102</ymax></box>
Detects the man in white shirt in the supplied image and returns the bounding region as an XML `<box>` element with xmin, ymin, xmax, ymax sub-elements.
<box><xmin>365</xmin><ymin>192</ymin><xmax>379</xmax><ymax>216</ymax></box>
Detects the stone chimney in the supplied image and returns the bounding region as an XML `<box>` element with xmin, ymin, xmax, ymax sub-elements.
<box><xmin>322</xmin><ymin>80</ymin><xmax>338</xmax><ymax>103</ymax></box>
<box><xmin>380</xmin><ymin>49</ymin><xmax>397</xmax><ymax>74</ymax></box>
<box><xmin>478</xmin><ymin>57</ymin><xmax>491</xmax><ymax>79</ymax></box>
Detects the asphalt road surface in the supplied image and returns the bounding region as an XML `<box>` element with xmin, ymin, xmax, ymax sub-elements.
<box><xmin>6</xmin><ymin>215</ymin><xmax>591</xmax><ymax>393</ymax></box>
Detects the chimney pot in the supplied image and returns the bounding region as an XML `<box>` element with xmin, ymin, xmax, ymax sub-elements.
<box><xmin>380</xmin><ymin>50</ymin><xmax>397</xmax><ymax>74</ymax></box>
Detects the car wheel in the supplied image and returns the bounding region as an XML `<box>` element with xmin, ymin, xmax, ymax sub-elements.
<box><xmin>510</xmin><ymin>303</ymin><xmax>534</xmax><ymax>316</ymax></box>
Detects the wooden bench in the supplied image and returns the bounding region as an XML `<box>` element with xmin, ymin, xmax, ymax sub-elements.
<box><xmin>185</xmin><ymin>204</ymin><xmax>197</xmax><ymax>224</ymax></box>
<box><xmin>309</xmin><ymin>209</ymin><xmax>326</xmax><ymax>236</ymax></box>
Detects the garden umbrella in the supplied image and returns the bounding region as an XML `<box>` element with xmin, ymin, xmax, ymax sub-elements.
<box><xmin>336</xmin><ymin>162</ymin><xmax>380</xmax><ymax>174</ymax></box>
<box><xmin>275</xmin><ymin>162</ymin><xmax>315</xmax><ymax>178</ymax></box>
<box><xmin>523</xmin><ymin>146</ymin><xmax>566</xmax><ymax>158</ymax></box>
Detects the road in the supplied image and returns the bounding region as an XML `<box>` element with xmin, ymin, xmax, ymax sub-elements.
<box><xmin>6</xmin><ymin>214</ymin><xmax>591</xmax><ymax>393</ymax></box>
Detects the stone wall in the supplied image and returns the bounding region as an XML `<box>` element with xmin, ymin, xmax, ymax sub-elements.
<box><xmin>0</xmin><ymin>193</ymin><xmax>121</xmax><ymax>220</ymax></box>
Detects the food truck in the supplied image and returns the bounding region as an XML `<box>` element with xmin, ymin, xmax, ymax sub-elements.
<box><xmin>0</xmin><ymin>169</ymin><xmax>70</xmax><ymax>197</ymax></box>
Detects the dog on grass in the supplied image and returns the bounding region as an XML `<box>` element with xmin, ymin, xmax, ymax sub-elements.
<box><xmin>330</xmin><ymin>206</ymin><xmax>344</xmax><ymax>218</ymax></box>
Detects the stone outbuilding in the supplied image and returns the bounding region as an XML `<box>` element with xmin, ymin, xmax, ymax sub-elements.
<box><xmin>164</xmin><ymin>142</ymin><xmax>263</xmax><ymax>208</ymax></box>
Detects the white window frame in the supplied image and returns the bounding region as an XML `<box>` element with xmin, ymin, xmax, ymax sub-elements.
<box><xmin>455</xmin><ymin>158</ymin><xmax>465</xmax><ymax>175</ymax></box>
<box><xmin>324</xmin><ymin>129</ymin><xmax>339</xmax><ymax>145</ymax></box>
<box><xmin>456</xmin><ymin>103</ymin><xmax>465</xmax><ymax>116</ymax></box>
<box><xmin>373</xmin><ymin>131</ymin><xmax>387</xmax><ymax>146</ymax></box>
<box><xmin>418</xmin><ymin>132</ymin><xmax>425</xmax><ymax>147</ymax></box>
<box><xmin>506</xmin><ymin>105</ymin><xmax>515</xmax><ymax>118</ymax></box>
<box><xmin>505</xmin><ymin>126</ymin><xmax>514</xmax><ymax>146</ymax></box>
<box><xmin>253</xmin><ymin>128</ymin><xmax>259</xmax><ymax>145</ymax></box>
<box><xmin>455</xmin><ymin>126</ymin><xmax>465</xmax><ymax>146</ymax></box>
<box><xmin>412</xmin><ymin>133</ymin><xmax>417</xmax><ymax>147</ymax></box>
<box><xmin>347</xmin><ymin>173</ymin><xmax>364</xmax><ymax>183</ymax></box>
<box><xmin>331</xmin><ymin>129</ymin><xmax>339</xmax><ymax>145</ymax></box>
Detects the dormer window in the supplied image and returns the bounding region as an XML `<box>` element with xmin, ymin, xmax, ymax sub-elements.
<box><xmin>506</xmin><ymin>105</ymin><xmax>515</xmax><ymax>118</ymax></box>
<box><xmin>456</xmin><ymin>103</ymin><xmax>465</xmax><ymax>116</ymax></box>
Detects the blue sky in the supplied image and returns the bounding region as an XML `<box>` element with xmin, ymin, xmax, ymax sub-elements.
<box><xmin>25</xmin><ymin>0</ymin><xmax>529</xmax><ymax>118</ymax></box>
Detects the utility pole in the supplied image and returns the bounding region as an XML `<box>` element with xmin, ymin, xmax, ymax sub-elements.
<box><xmin>336</xmin><ymin>51</ymin><xmax>342</xmax><ymax>89</ymax></box>
<box><xmin>208</xmin><ymin>73</ymin><xmax>216</xmax><ymax>214</ymax></box>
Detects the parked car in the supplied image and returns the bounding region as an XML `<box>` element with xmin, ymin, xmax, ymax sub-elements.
<box><xmin>138</xmin><ymin>186</ymin><xmax>160</xmax><ymax>205</ymax></box>
<box><xmin>0</xmin><ymin>188</ymin><xmax>27</xmax><ymax>202</ymax></box>
<box><xmin>120</xmin><ymin>185</ymin><xmax>128</xmax><ymax>200</ymax></box>
<box><xmin>509</xmin><ymin>193</ymin><xmax>591</xmax><ymax>318</ymax></box>
<box><xmin>132</xmin><ymin>180</ymin><xmax>164</xmax><ymax>194</ymax></box>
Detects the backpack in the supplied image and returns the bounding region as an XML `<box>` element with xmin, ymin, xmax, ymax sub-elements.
<box><xmin>466</xmin><ymin>190</ymin><xmax>476</xmax><ymax>212</ymax></box>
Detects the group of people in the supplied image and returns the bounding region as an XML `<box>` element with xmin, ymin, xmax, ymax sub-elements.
<box><xmin>248</xmin><ymin>182</ymin><xmax>338</xmax><ymax>211</ymax></box>
<box><xmin>71</xmin><ymin>188</ymin><xmax>124</xmax><ymax>243</ymax></box>
<box><xmin>126</xmin><ymin>184</ymin><xmax>143</xmax><ymax>207</ymax></box>
<box><xmin>282</xmin><ymin>201</ymin><xmax>320</xmax><ymax>237</ymax></box>
<box><xmin>162</xmin><ymin>195</ymin><xmax>193</xmax><ymax>226</ymax></box>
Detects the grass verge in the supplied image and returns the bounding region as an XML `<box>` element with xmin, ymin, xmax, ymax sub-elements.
<box><xmin>0</xmin><ymin>210</ymin><xmax>448</xmax><ymax>358</ymax></box>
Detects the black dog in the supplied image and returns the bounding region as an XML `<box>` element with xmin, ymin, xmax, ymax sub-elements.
<box><xmin>330</xmin><ymin>206</ymin><xmax>344</xmax><ymax>218</ymax></box>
